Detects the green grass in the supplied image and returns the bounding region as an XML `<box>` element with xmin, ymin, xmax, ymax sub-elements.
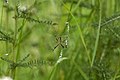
<box><xmin>0</xmin><ymin>0</ymin><xmax>120</xmax><ymax>80</ymax></box>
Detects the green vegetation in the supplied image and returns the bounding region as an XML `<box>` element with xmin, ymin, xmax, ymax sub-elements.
<box><xmin>0</xmin><ymin>0</ymin><xmax>120</xmax><ymax>80</ymax></box>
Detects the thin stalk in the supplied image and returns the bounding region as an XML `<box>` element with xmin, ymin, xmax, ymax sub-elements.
<box><xmin>91</xmin><ymin>0</ymin><xmax>102</xmax><ymax>67</ymax></box>
<box><xmin>72</xmin><ymin>0</ymin><xmax>81</xmax><ymax>12</ymax></box>
<box><xmin>66</xmin><ymin>39</ymin><xmax>79</xmax><ymax>80</ymax></box>
<box><xmin>48</xmin><ymin>64</ymin><xmax>57</xmax><ymax>80</ymax></box>
<box><xmin>16</xmin><ymin>19</ymin><xmax>26</xmax><ymax>62</ymax></box>
<box><xmin>14</xmin><ymin>19</ymin><xmax>26</xmax><ymax>79</ymax></box>
<box><xmin>73</xmin><ymin>60</ymin><xmax>89</xmax><ymax>80</ymax></box>
<box><xmin>5</xmin><ymin>3</ymin><xmax>9</xmax><ymax>55</ymax></box>
<box><xmin>0</xmin><ymin>0</ymin><xmax>4</xmax><ymax>76</ymax></box>
<box><xmin>11</xmin><ymin>4</ymin><xmax>18</xmax><ymax>79</ymax></box>
<box><xmin>13</xmin><ymin>7</ymin><xmax>18</xmax><ymax>48</ymax></box>
<box><xmin>60</xmin><ymin>0</ymin><xmax>91</xmax><ymax>65</ymax></box>
<box><xmin>5</xmin><ymin>3</ymin><xmax>10</xmax><ymax>76</ymax></box>
<box><xmin>0</xmin><ymin>0</ymin><xmax>4</xmax><ymax>27</ymax></box>
<box><xmin>48</xmin><ymin>57</ymin><xmax>68</xmax><ymax>80</ymax></box>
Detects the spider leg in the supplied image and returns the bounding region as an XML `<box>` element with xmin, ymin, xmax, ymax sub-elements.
<box><xmin>55</xmin><ymin>36</ymin><xmax>60</xmax><ymax>42</ymax></box>
<box><xmin>60</xmin><ymin>44</ymin><xmax>64</xmax><ymax>48</ymax></box>
<box><xmin>53</xmin><ymin>43</ymin><xmax>60</xmax><ymax>51</ymax></box>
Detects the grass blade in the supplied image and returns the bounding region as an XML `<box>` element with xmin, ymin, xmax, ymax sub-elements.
<box><xmin>91</xmin><ymin>0</ymin><xmax>102</xmax><ymax>67</ymax></box>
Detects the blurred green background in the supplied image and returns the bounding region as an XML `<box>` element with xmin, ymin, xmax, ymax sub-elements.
<box><xmin>0</xmin><ymin>0</ymin><xmax>120</xmax><ymax>80</ymax></box>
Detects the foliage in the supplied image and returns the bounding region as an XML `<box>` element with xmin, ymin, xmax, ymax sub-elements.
<box><xmin>0</xmin><ymin>0</ymin><xmax>120</xmax><ymax>80</ymax></box>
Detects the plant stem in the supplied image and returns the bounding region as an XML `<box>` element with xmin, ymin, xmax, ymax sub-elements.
<box><xmin>11</xmin><ymin>4</ymin><xmax>18</xmax><ymax>79</ymax></box>
<box><xmin>0</xmin><ymin>0</ymin><xmax>4</xmax><ymax>27</ymax></box>
<box><xmin>60</xmin><ymin>0</ymin><xmax>91</xmax><ymax>65</ymax></box>
<box><xmin>5</xmin><ymin>3</ymin><xmax>9</xmax><ymax>55</ymax></box>
<box><xmin>16</xmin><ymin>19</ymin><xmax>26</xmax><ymax>62</ymax></box>
<box><xmin>91</xmin><ymin>0</ymin><xmax>102</xmax><ymax>67</ymax></box>
<box><xmin>73</xmin><ymin>60</ymin><xmax>89</xmax><ymax>80</ymax></box>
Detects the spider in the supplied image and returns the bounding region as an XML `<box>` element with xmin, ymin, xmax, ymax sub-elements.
<box><xmin>53</xmin><ymin>36</ymin><xmax>68</xmax><ymax>51</ymax></box>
